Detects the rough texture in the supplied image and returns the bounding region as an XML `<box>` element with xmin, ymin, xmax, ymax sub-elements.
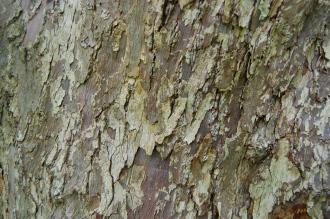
<box><xmin>0</xmin><ymin>0</ymin><xmax>330</xmax><ymax>218</ymax></box>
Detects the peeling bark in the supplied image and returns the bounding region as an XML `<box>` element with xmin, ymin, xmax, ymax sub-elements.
<box><xmin>1</xmin><ymin>0</ymin><xmax>330</xmax><ymax>218</ymax></box>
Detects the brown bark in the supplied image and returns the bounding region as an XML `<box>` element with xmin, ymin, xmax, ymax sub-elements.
<box><xmin>1</xmin><ymin>0</ymin><xmax>330</xmax><ymax>218</ymax></box>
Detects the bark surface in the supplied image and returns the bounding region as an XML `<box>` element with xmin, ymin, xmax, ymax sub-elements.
<box><xmin>1</xmin><ymin>0</ymin><xmax>330</xmax><ymax>218</ymax></box>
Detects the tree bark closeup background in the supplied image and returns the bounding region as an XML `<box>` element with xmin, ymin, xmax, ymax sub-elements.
<box><xmin>1</xmin><ymin>0</ymin><xmax>330</xmax><ymax>218</ymax></box>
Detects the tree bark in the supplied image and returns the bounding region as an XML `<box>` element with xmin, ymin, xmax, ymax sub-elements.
<box><xmin>1</xmin><ymin>0</ymin><xmax>330</xmax><ymax>218</ymax></box>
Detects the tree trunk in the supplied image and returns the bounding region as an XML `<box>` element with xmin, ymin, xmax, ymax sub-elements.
<box><xmin>1</xmin><ymin>0</ymin><xmax>330</xmax><ymax>218</ymax></box>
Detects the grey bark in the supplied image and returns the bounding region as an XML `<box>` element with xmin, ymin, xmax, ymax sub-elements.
<box><xmin>1</xmin><ymin>0</ymin><xmax>330</xmax><ymax>218</ymax></box>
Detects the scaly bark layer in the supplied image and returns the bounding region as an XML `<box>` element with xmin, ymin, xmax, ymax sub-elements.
<box><xmin>1</xmin><ymin>0</ymin><xmax>330</xmax><ymax>218</ymax></box>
